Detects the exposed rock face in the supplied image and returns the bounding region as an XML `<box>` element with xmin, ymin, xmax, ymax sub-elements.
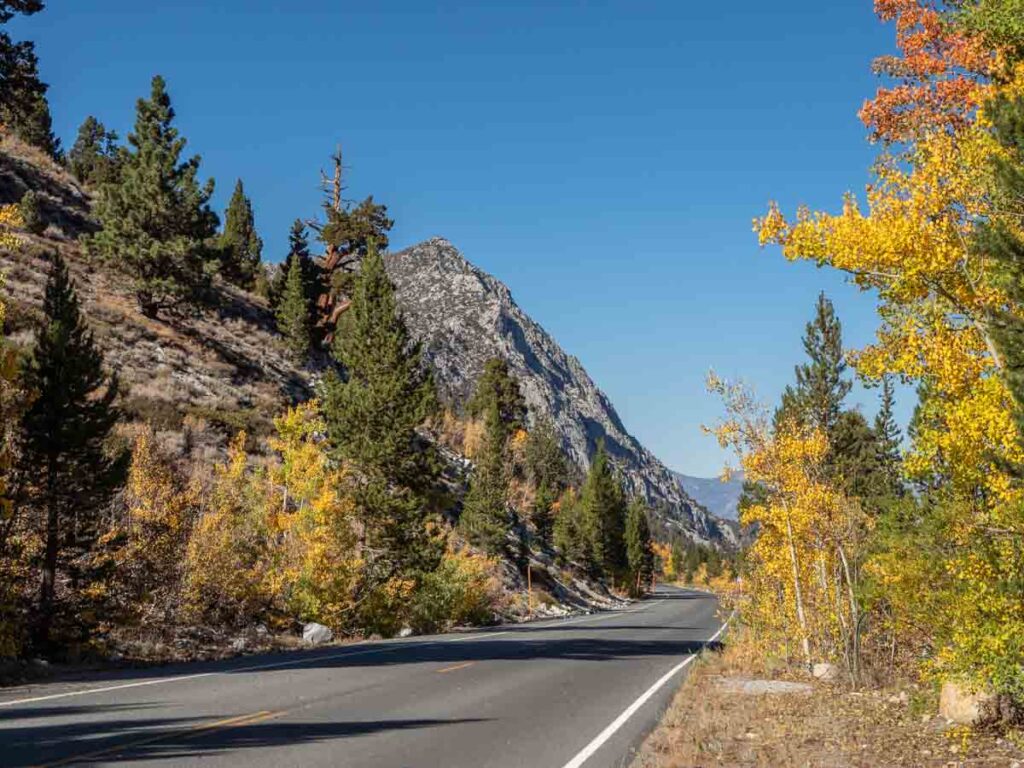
<box><xmin>386</xmin><ymin>237</ymin><xmax>734</xmax><ymax>547</ymax></box>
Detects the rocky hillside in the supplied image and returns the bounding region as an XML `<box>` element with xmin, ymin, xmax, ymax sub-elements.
<box><xmin>0</xmin><ymin>135</ymin><xmax>732</xmax><ymax>548</ymax></box>
<box><xmin>674</xmin><ymin>471</ymin><xmax>745</xmax><ymax>521</ymax></box>
<box><xmin>386</xmin><ymin>238</ymin><xmax>734</xmax><ymax>547</ymax></box>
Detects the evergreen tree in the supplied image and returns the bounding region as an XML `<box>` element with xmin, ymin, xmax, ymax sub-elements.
<box><xmin>579</xmin><ymin>441</ymin><xmax>627</xmax><ymax>578</ymax></box>
<box><xmin>625</xmin><ymin>498</ymin><xmax>654</xmax><ymax>596</ymax></box>
<box><xmin>219</xmin><ymin>179</ymin><xmax>263</xmax><ymax>288</ymax></box>
<box><xmin>270</xmin><ymin>220</ymin><xmax>315</xmax><ymax>308</ymax></box>
<box><xmin>321</xmin><ymin>242</ymin><xmax>440</xmax><ymax>580</ymax></box>
<box><xmin>531</xmin><ymin>481</ymin><xmax>556</xmax><ymax>549</ymax></box>
<box><xmin>85</xmin><ymin>76</ymin><xmax>218</xmax><ymax>317</ymax></box>
<box><xmin>20</xmin><ymin>253</ymin><xmax>124</xmax><ymax>650</ymax></box>
<box><xmin>831</xmin><ymin>411</ymin><xmax>888</xmax><ymax>501</ymax></box>
<box><xmin>0</xmin><ymin>2</ymin><xmax>58</xmax><ymax>157</ymax></box>
<box><xmin>523</xmin><ymin>416</ymin><xmax>569</xmax><ymax>491</ymax></box>
<box><xmin>18</xmin><ymin>189</ymin><xmax>43</xmax><ymax>235</ymax></box>
<box><xmin>275</xmin><ymin>255</ymin><xmax>311</xmax><ymax>361</ymax></box>
<box><xmin>313</xmin><ymin>150</ymin><xmax>393</xmax><ymax>339</ymax></box>
<box><xmin>553</xmin><ymin>488</ymin><xmax>590</xmax><ymax>565</ymax></box>
<box><xmin>66</xmin><ymin>116</ymin><xmax>120</xmax><ymax>186</ymax></box>
<box><xmin>874</xmin><ymin>376</ymin><xmax>903</xmax><ymax>494</ymax></box>
<box><xmin>523</xmin><ymin>417</ymin><xmax>569</xmax><ymax>549</ymax></box>
<box><xmin>778</xmin><ymin>292</ymin><xmax>852</xmax><ymax>434</ymax></box>
<box><xmin>459</xmin><ymin>400</ymin><xmax>510</xmax><ymax>555</ymax></box>
<box><xmin>977</xmin><ymin>93</ymin><xmax>1024</xmax><ymax>438</ymax></box>
<box><xmin>467</xmin><ymin>357</ymin><xmax>527</xmax><ymax>439</ymax></box>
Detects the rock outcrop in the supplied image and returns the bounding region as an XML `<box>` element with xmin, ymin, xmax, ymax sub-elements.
<box><xmin>386</xmin><ymin>237</ymin><xmax>734</xmax><ymax>547</ymax></box>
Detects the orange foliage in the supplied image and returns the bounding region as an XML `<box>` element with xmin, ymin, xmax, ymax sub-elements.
<box><xmin>860</xmin><ymin>0</ymin><xmax>993</xmax><ymax>142</ymax></box>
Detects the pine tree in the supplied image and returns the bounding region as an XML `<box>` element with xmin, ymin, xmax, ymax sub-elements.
<box><xmin>219</xmin><ymin>179</ymin><xmax>263</xmax><ymax>288</ymax></box>
<box><xmin>467</xmin><ymin>358</ymin><xmax>527</xmax><ymax>439</ymax></box>
<box><xmin>553</xmin><ymin>488</ymin><xmax>590</xmax><ymax>565</ymax></box>
<box><xmin>978</xmin><ymin>93</ymin><xmax>1024</xmax><ymax>437</ymax></box>
<box><xmin>0</xmin><ymin>2</ymin><xmax>59</xmax><ymax>157</ymax></box>
<box><xmin>20</xmin><ymin>253</ymin><xmax>125</xmax><ymax>650</ymax></box>
<box><xmin>460</xmin><ymin>400</ymin><xmax>510</xmax><ymax>555</ymax></box>
<box><xmin>275</xmin><ymin>254</ymin><xmax>311</xmax><ymax>360</ymax></box>
<box><xmin>321</xmin><ymin>242</ymin><xmax>440</xmax><ymax>580</ymax></box>
<box><xmin>312</xmin><ymin>149</ymin><xmax>393</xmax><ymax>340</ymax></box>
<box><xmin>269</xmin><ymin>219</ymin><xmax>320</xmax><ymax>342</ymax></box>
<box><xmin>579</xmin><ymin>441</ymin><xmax>627</xmax><ymax>578</ymax></box>
<box><xmin>270</xmin><ymin>220</ymin><xmax>313</xmax><ymax>308</ymax></box>
<box><xmin>531</xmin><ymin>481</ymin><xmax>556</xmax><ymax>549</ymax></box>
<box><xmin>874</xmin><ymin>376</ymin><xmax>903</xmax><ymax>494</ymax></box>
<box><xmin>780</xmin><ymin>292</ymin><xmax>852</xmax><ymax>434</ymax></box>
<box><xmin>625</xmin><ymin>498</ymin><xmax>654</xmax><ymax>596</ymax></box>
<box><xmin>524</xmin><ymin>416</ymin><xmax>569</xmax><ymax>491</ymax></box>
<box><xmin>85</xmin><ymin>76</ymin><xmax>218</xmax><ymax>317</ymax></box>
<box><xmin>66</xmin><ymin>116</ymin><xmax>120</xmax><ymax>186</ymax></box>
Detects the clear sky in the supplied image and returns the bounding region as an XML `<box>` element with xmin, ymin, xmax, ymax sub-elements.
<box><xmin>16</xmin><ymin>1</ymin><xmax>910</xmax><ymax>477</ymax></box>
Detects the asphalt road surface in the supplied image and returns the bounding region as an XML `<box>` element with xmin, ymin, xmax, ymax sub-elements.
<box><xmin>0</xmin><ymin>586</ymin><xmax>725</xmax><ymax>768</ymax></box>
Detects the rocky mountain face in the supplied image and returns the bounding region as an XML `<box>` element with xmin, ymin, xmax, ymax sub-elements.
<box><xmin>386</xmin><ymin>238</ymin><xmax>735</xmax><ymax>547</ymax></box>
<box><xmin>673</xmin><ymin>471</ymin><xmax>745</xmax><ymax>521</ymax></box>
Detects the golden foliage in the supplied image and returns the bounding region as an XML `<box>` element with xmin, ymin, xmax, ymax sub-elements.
<box><xmin>183</xmin><ymin>403</ymin><xmax>361</xmax><ymax>631</ymax></box>
<box><xmin>707</xmin><ymin>374</ymin><xmax>866</xmax><ymax>674</ymax></box>
<box><xmin>0</xmin><ymin>205</ymin><xmax>23</xmax><ymax>251</ymax></box>
<box><xmin>754</xmin><ymin>41</ymin><xmax>1024</xmax><ymax>693</ymax></box>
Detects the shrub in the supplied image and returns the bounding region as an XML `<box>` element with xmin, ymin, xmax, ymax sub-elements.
<box><xmin>18</xmin><ymin>191</ymin><xmax>45</xmax><ymax>235</ymax></box>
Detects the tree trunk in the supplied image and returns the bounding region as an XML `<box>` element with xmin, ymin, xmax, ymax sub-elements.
<box><xmin>37</xmin><ymin>458</ymin><xmax>59</xmax><ymax>650</ymax></box>
<box><xmin>784</xmin><ymin>502</ymin><xmax>812</xmax><ymax>669</ymax></box>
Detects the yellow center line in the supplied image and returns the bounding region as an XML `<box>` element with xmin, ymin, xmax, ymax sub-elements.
<box><xmin>436</xmin><ymin>661</ymin><xmax>475</xmax><ymax>674</ymax></box>
<box><xmin>34</xmin><ymin>709</ymin><xmax>286</xmax><ymax>768</ymax></box>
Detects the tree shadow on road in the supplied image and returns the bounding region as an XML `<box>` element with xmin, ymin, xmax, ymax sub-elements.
<box><xmin>4</xmin><ymin>710</ymin><xmax>489</xmax><ymax>767</ymax></box>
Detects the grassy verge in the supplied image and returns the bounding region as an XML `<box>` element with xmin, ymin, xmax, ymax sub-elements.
<box><xmin>633</xmin><ymin>626</ymin><xmax>1023</xmax><ymax>767</ymax></box>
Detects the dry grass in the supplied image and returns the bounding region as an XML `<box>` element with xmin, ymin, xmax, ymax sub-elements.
<box><xmin>633</xmin><ymin>629</ymin><xmax>1024</xmax><ymax>768</ymax></box>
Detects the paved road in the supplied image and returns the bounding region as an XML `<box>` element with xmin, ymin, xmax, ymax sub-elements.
<box><xmin>0</xmin><ymin>586</ymin><xmax>723</xmax><ymax>768</ymax></box>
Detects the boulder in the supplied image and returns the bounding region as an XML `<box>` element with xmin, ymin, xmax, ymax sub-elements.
<box><xmin>302</xmin><ymin>622</ymin><xmax>334</xmax><ymax>646</ymax></box>
<box><xmin>812</xmin><ymin>662</ymin><xmax>840</xmax><ymax>682</ymax></box>
<box><xmin>940</xmin><ymin>680</ymin><xmax>994</xmax><ymax>725</ymax></box>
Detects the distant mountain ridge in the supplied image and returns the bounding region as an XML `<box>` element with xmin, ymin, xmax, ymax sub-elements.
<box><xmin>385</xmin><ymin>237</ymin><xmax>735</xmax><ymax>547</ymax></box>
<box><xmin>673</xmin><ymin>471</ymin><xmax>745</xmax><ymax>521</ymax></box>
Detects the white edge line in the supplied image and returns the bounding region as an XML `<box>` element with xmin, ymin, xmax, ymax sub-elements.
<box><xmin>0</xmin><ymin>594</ymin><xmax>702</xmax><ymax>710</ymax></box>
<box><xmin>559</xmin><ymin>609</ymin><xmax>736</xmax><ymax>768</ymax></box>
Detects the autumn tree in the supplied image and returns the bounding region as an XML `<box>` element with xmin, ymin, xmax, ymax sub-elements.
<box><xmin>100</xmin><ymin>428</ymin><xmax>197</xmax><ymax>623</ymax></box>
<box><xmin>218</xmin><ymin>179</ymin><xmax>263</xmax><ymax>289</ymax></box>
<box><xmin>86</xmin><ymin>76</ymin><xmax>219</xmax><ymax>317</ymax></box>
<box><xmin>67</xmin><ymin>116</ymin><xmax>120</xmax><ymax>186</ymax></box>
<box><xmin>321</xmin><ymin>242</ymin><xmax>441</xmax><ymax>588</ymax></box>
<box><xmin>20</xmin><ymin>253</ymin><xmax>125</xmax><ymax>650</ymax></box>
<box><xmin>0</xmin><ymin>270</ymin><xmax>28</xmax><ymax>656</ymax></box>
<box><xmin>755</xmin><ymin>1</ymin><xmax>1024</xmax><ymax>694</ymax></box>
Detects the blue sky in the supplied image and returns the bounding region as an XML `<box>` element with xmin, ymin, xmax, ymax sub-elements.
<box><xmin>18</xmin><ymin>1</ymin><xmax>908</xmax><ymax>476</ymax></box>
